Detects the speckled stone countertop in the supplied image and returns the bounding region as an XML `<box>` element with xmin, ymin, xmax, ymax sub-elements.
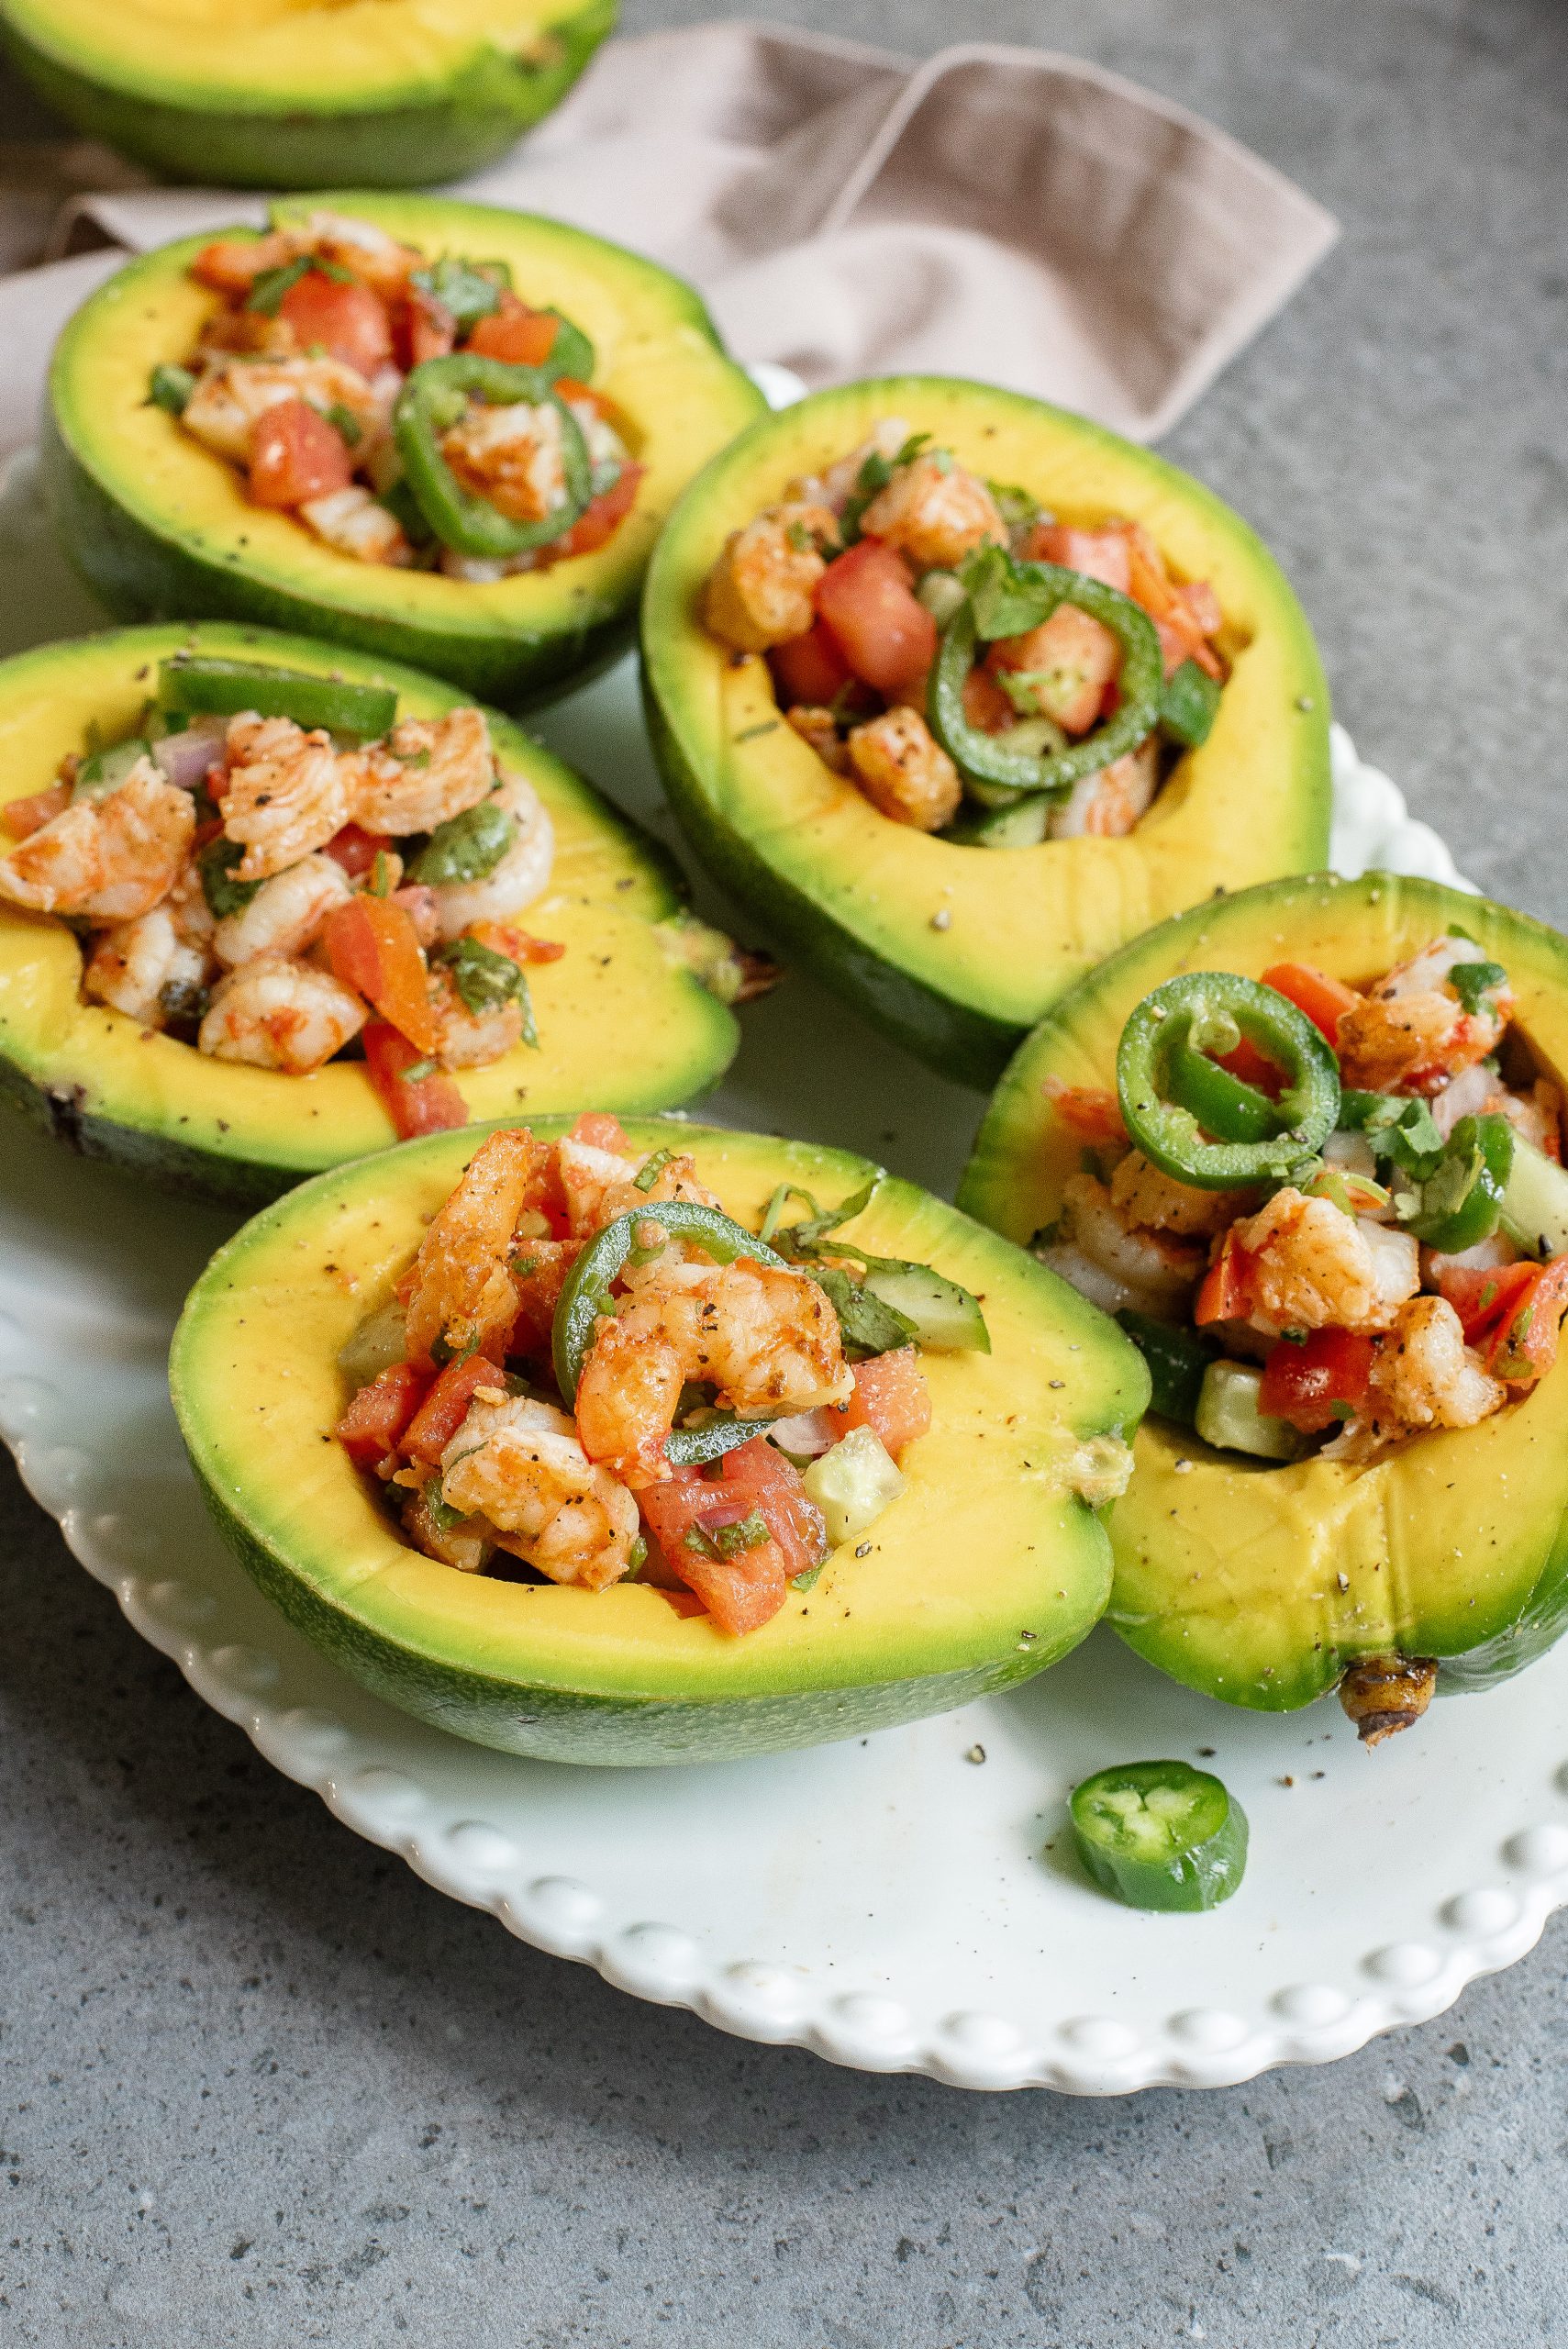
<box><xmin>4</xmin><ymin>2</ymin><xmax>1567</xmax><ymax>2341</ymax></box>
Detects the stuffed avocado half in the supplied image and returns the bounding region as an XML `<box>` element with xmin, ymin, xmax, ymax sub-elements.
<box><xmin>0</xmin><ymin>622</ymin><xmax>744</xmax><ymax>1206</ymax></box>
<box><xmin>0</xmin><ymin>0</ymin><xmax>613</xmax><ymax>189</ymax></box>
<box><xmin>43</xmin><ymin>195</ymin><xmax>764</xmax><ymax>711</ymax></box>
<box><xmin>961</xmin><ymin>872</ymin><xmax>1568</xmax><ymax>1731</ymax></box>
<box><xmin>171</xmin><ymin>1118</ymin><xmax>1149</xmax><ymax>1765</ymax></box>
<box><xmin>641</xmin><ymin>377</ymin><xmax>1330</xmax><ymax>1088</ymax></box>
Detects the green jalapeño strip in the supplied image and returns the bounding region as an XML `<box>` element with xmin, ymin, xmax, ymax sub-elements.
<box><xmin>928</xmin><ymin>546</ymin><xmax>1164</xmax><ymax>807</ymax></box>
<box><xmin>394</xmin><ymin>355</ymin><xmax>593</xmax><ymax>561</ymax></box>
<box><xmin>552</xmin><ymin>1202</ymin><xmax>793</xmax><ymax>1466</ymax></box>
<box><xmin>1117</xmin><ymin>971</ymin><xmax>1340</xmax><ymax>1189</ymax></box>
<box><xmin>159</xmin><ymin>654</ymin><xmax>396</xmax><ymax>738</ymax></box>
<box><xmin>1069</xmin><ymin>1759</ymin><xmax>1249</xmax><ymax>1912</ymax></box>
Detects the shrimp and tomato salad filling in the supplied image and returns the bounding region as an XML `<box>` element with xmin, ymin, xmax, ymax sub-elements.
<box><xmin>333</xmin><ymin>1117</ymin><xmax>990</xmax><ymax>1637</ymax></box>
<box><xmin>1040</xmin><ymin>930</ymin><xmax>1568</xmax><ymax>1461</ymax></box>
<box><xmin>0</xmin><ymin>652</ymin><xmax>562</xmax><ymax>1138</ymax></box>
<box><xmin>699</xmin><ymin>418</ymin><xmax>1228</xmax><ymax>844</ymax></box>
<box><xmin>150</xmin><ymin>210</ymin><xmax>641</xmax><ymax>578</ymax></box>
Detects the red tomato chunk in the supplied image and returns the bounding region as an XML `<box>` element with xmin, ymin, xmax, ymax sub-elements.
<box><xmin>1258</xmin><ymin>1328</ymin><xmax>1374</xmax><ymax>1431</ymax></box>
<box><xmin>336</xmin><ymin>1362</ymin><xmax>428</xmax><ymax>1468</ymax></box>
<box><xmin>249</xmin><ymin>398</ymin><xmax>353</xmax><ymax>509</ymax></box>
<box><xmin>815</xmin><ymin>540</ymin><xmax>937</xmax><ymax>696</ymax></box>
<box><xmin>276</xmin><ymin>269</ymin><xmax>392</xmax><ymax>377</ymax></box>
<box><xmin>403</xmin><ymin>1354</ymin><xmax>505</xmax><ymax>1461</ymax></box>
<box><xmin>838</xmin><ymin>1348</ymin><xmax>931</xmax><ymax>1458</ymax></box>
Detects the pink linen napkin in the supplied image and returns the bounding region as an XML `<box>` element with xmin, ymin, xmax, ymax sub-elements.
<box><xmin>47</xmin><ymin>19</ymin><xmax>1337</xmax><ymax>441</ymax></box>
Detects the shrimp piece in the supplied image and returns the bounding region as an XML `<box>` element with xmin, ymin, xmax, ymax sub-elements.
<box><xmin>0</xmin><ymin>761</ymin><xmax>194</xmax><ymax>921</ymax></box>
<box><xmin>298</xmin><ymin>209</ymin><xmax>420</xmax><ymax>302</ymax></box>
<box><xmin>1498</xmin><ymin>1079</ymin><xmax>1563</xmax><ymax>1159</ymax></box>
<box><xmin>348</xmin><ymin>707</ymin><xmax>496</xmax><ymax>837</ymax></box>
<box><xmin>402</xmin><ymin>1127</ymin><xmax>541</xmax><ymax>1367</ymax></box>
<box><xmin>439</xmin><ymin>399</ymin><xmax>569</xmax><ymax>527</ymax></box>
<box><xmin>83</xmin><ymin>907</ymin><xmax>207</xmax><ymax>1027</ymax></box>
<box><xmin>784</xmin><ymin>705</ymin><xmax>850</xmax><ymax>774</ymax></box>
<box><xmin>1235</xmin><ymin>1187</ymin><xmax>1419</xmax><ymax>1334</ymax></box>
<box><xmin>555</xmin><ymin>1134</ymin><xmax>718</xmax><ymax>1241</ymax></box>
<box><xmin>798</xmin><ymin>418</ymin><xmax>912</xmax><ymax>512</ymax></box>
<box><xmin>701</xmin><ymin>502</ymin><xmax>839</xmax><ymax>652</ymax></box>
<box><xmin>1048</xmin><ymin>739</ymin><xmax>1161</xmax><ymax>840</ymax></box>
<box><xmin>1108</xmin><ymin>1151</ymin><xmax>1250</xmax><ymax>1241</ymax></box>
<box><xmin>1051</xmin><ymin>1172</ymin><xmax>1206</xmax><ymax>1312</ymax></box>
<box><xmin>299</xmin><ymin>485</ymin><xmax>411</xmax><ymax>568</ymax></box>
<box><xmin>181</xmin><ymin>357</ymin><xmax>381</xmax><ymax>466</ymax></box>
<box><xmin>575</xmin><ymin>1254</ymin><xmax>852</xmax><ymax>1485</ymax></box>
<box><xmin>198</xmin><ymin>954</ymin><xmax>364</xmax><ymax>1074</ymax></box>
<box><xmin>439</xmin><ymin>1395</ymin><xmax>639</xmax><ymax>1590</ymax></box>
<box><xmin>425</xmin><ymin>774</ymin><xmax>554</xmax><ymax>943</ymax></box>
<box><xmin>1365</xmin><ymin>1296</ymin><xmax>1505</xmax><ymax>1433</ymax></box>
<box><xmin>166</xmin><ymin>860</ymin><xmax>217</xmax><ymax>952</ymax></box>
<box><xmin>212</xmin><ymin>851</ymin><xmax>352</xmax><ymax>967</ymax></box>
<box><xmin>847</xmin><ymin>706</ymin><xmax>962</xmax><ymax>830</ymax></box>
<box><xmin>858</xmin><ymin>451</ymin><xmax>1005</xmax><ymax>572</ymax></box>
<box><xmin>218</xmin><ymin>715</ymin><xmax>354</xmax><ymax>882</ymax></box>
<box><xmin>1338</xmin><ymin>936</ymin><xmax>1510</xmax><ymax>1096</ymax></box>
<box><xmin>427</xmin><ymin>960</ymin><xmax>523</xmax><ymax>1069</ymax></box>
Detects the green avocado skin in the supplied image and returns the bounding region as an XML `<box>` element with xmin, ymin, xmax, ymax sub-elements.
<box><xmin>40</xmin><ymin>407</ymin><xmax>632</xmax><ymax>715</ymax></box>
<box><xmin>0</xmin><ymin>0</ymin><xmax>615</xmax><ymax>188</ymax></box>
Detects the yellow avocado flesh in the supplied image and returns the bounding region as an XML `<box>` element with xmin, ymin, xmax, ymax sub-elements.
<box><xmin>171</xmin><ymin>1119</ymin><xmax>1149</xmax><ymax>1763</ymax></box>
<box><xmin>0</xmin><ymin>623</ymin><xmax>736</xmax><ymax>1202</ymax></box>
<box><xmin>2</xmin><ymin>0</ymin><xmax>580</xmax><ymax>107</ymax></box>
<box><xmin>960</xmin><ymin>871</ymin><xmax>1568</xmax><ymax>1709</ymax></box>
<box><xmin>45</xmin><ymin>204</ymin><xmax>763</xmax><ymax>706</ymax></box>
<box><xmin>642</xmin><ymin>377</ymin><xmax>1330</xmax><ymax>1085</ymax></box>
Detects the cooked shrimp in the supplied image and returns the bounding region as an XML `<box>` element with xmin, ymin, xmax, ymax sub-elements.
<box><xmin>0</xmin><ymin>761</ymin><xmax>194</xmax><ymax>921</ymax></box>
<box><xmin>299</xmin><ymin>485</ymin><xmax>411</xmax><ymax>567</ymax></box>
<box><xmin>1338</xmin><ymin>936</ymin><xmax>1510</xmax><ymax>1096</ymax></box>
<box><xmin>1108</xmin><ymin>1150</ymin><xmax>1249</xmax><ymax>1240</ymax></box>
<box><xmin>427</xmin><ymin>960</ymin><xmax>524</xmax><ymax>1068</ymax></box>
<box><xmin>218</xmin><ymin>715</ymin><xmax>354</xmax><ymax>882</ymax></box>
<box><xmin>348</xmin><ymin>707</ymin><xmax>496</xmax><ymax>837</ymax></box>
<box><xmin>166</xmin><ymin>860</ymin><xmax>217</xmax><ymax>952</ymax></box>
<box><xmin>298</xmin><ymin>209</ymin><xmax>420</xmax><ymax>302</ymax></box>
<box><xmin>424</xmin><ymin>774</ymin><xmax>554</xmax><ymax>943</ymax></box>
<box><xmin>858</xmin><ymin>451</ymin><xmax>1004</xmax><ymax>572</ymax></box>
<box><xmin>701</xmin><ymin>502</ymin><xmax>839</xmax><ymax>652</ymax></box>
<box><xmin>181</xmin><ymin>358</ymin><xmax>381</xmax><ymax>466</ymax></box>
<box><xmin>1049</xmin><ymin>739</ymin><xmax>1161</xmax><ymax>840</ymax></box>
<box><xmin>402</xmin><ymin>1126</ymin><xmax>541</xmax><ymax>1367</ymax></box>
<box><xmin>212</xmin><ymin>851</ymin><xmax>351</xmax><ymax>968</ymax></box>
<box><xmin>803</xmin><ymin>417</ymin><xmax>912</xmax><ymax>511</ymax></box>
<box><xmin>1366</xmin><ymin>1295</ymin><xmax>1505</xmax><ymax>1432</ymax></box>
<box><xmin>847</xmin><ymin>706</ymin><xmax>962</xmax><ymax>830</ymax></box>
<box><xmin>1234</xmin><ymin>1188</ymin><xmax>1419</xmax><ymax>1334</ymax></box>
<box><xmin>784</xmin><ymin>705</ymin><xmax>850</xmax><ymax>774</ymax></box>
<box><xmin>439</xmin><ymin>1395</ymin><xmax>639</xmax><ymax>1590</ymax></box>
<box><xmin>198</xmin><ymin>955</ymin><xmax>364</xmax><ymax>1074</ymax></box>
<box><xmin>83</xmin><ymin>907</ymin><xmax>207</xmax><ymax>1027</ymax></box>
<box><xmin>440</xmin><ymin>400</ymin><xmax>569</xmax><ymax>526</ymax></box>
<box><xmin>555</xmin><ymin>1134</ymin><xmax>718</xmax><ymax>1241</ymax></box>
<box><xmin>1052</xmin><ymin>1172</ymin><xmax>1206</xmax><ymax>1311</ymax></box>
<box><xmin>575</xmin><ymin>1253</ymin><xmax>852</xmax><ymax>1485</ymax></box>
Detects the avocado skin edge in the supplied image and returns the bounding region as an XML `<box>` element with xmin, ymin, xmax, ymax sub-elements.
<box><xmin>0</xmin><ymin>0</ymin><xmax>617</xmax><ymax>190</ymax></box>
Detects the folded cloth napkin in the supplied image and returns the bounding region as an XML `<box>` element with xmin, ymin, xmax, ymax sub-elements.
<box><xmin>47</xmin><ymin>18</ymin><xmax>1337</xmax><ymax>441</ymax></box>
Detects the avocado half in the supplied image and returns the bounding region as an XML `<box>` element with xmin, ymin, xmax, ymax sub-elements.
<box><xmin>960</xmin><ymin>871</ymin><xmax>1568</xmax><ymax>1711</ymax></box>
<box><xmin>641</xmin><ymin>377</ymin><xmax>1331</xmax><ymax>1090</ymax></box>
<box><xmin>0</xmin><ymin>0</ymin><xmax>613</xmax><ymax>189</ymax></box>
<box><xmin>0</xmin><ymin>622</ymin><xmax>740</xmax><ymax>1207</ymax></box>
<box><xmin>171</xmin><ymin>1117</ymin><xmax>1149</xmax><ymax>1765</ymax></box>
<box><xmin>43</xmin><ymin>195</ymin><xmax>765</xmax><ymax>712</ymax></box>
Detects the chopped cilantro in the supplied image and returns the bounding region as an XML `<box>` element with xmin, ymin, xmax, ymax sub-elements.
<box><xmin>197</xmin><ymin>838</ymin><xmax>261</xmax><ymax>919</ymax></box>
<box><xmin>436</xmin><ymin>935</ymin><xmax>536</xmax><ymax>1044</ymax></box>
<box><xmin>684</xmin><ymin>1509</ymin><xmax>771</xmax><ymax>1561</ymax></box>
<box><xmin>1450</xmin><ymin>958</ymin><xmax>1508</xmax><ymax>1015</ymax></box>
<box><xmin>410</xmin><ymin>257</ymin><xmax>506</xmax><ymax>329</ymax></box>
<box><xmin>323</xmin><ymin>401</ymin><xmax>362</xmax><ymax>449</ymax></box>
<box><xmin>247</xmin><ymin>255</ymin><xmax>354</xmax><ymax>315</ymax></box>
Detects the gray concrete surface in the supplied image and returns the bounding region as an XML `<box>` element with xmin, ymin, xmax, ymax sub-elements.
<box><xmin>5</xmin><ymin>0</ymin><xmax>1568</xmax><ymax>2340</ymax></box>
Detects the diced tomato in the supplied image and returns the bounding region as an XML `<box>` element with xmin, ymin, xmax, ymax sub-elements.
<box><xmin>325</xmin><ymin>894</ymin><xmax>439</xmax><ymax>1053</ymax></box>
<box><xmin>248</xmin><ymin>397</ymin><xmax>353</xmax><ymax>509</ymax></box>
<box><xmin>402</xmin><ymin>1354</ymin><xmax>502</xmax><ymax>1461</ymax></box>
<box><xmin>962</xmin><ymin>663</ymin><xmax>1016</xmax><ymax>734</ymax></box>
<box><xmin>986</xmin><ymin>606</ymin><xmax>1121</xmax><ymax>735</ymax></box>
<box><xmin>569</xmin><ymin>1111</ymin><xmax>631</xmax><ymax>1153</ymax></box>
<box><xmin>1480</xmin><ymin>1255</ymin><xmax>1568</xmax><ymax>1385</ymax></box>
<box><xmin>1261</xmin><ymin>962</ymin><xmax>1363</xmax><ymax>1049</ymax></box>
<box><xmin>323</xmin><ymin>821</ymin><xmax>393</xmax><ymax>879</ymax></box>
<box><xmin>1432</xmin><ymin>1259</ymin><xmax>1529</xmax><ymax>1344</ymax></box>
<box><xmin>1195</xmin><ymin>1231</ymin><xmax>1253</xmax><ymax>1326</ymax></box>
<box><xmin>673</xmin><ymin>1534</ymin><xmax>790</xmax><ymax>1637</ymax></box>
<box><xmin>837</xmin><ymin>1348</ymin><xmax>931</xmax><ymax>1459</ymax></box>
<box><xmin>361</xmin><ymin>1019</ymin><xmax>468</xmax><ymax>1141</ymax></box>
<box><xmin>1031</xmin><ymin>522</ymin><xmax>1133</xmax><ymax>593</ymax></box>
<box><xmin>1044</xmin><ymin>1078</ymin><xmax>1127</xmax><ymax>1146</ymax></box>
<box><xmin>466</xmin><ymin>295</ymin><xmax>559</xmax><ymax>366</ymax></box>
<box><xmin>771</xmin><ymin>618</ymin><xmax>852</xmax><ymax>710</ymax></box>
<box><xmin>397</xmin><ymin>286</ymin><xmax>456</xmax><ymax>368</ymax></box>
<box><xmin>1216</xmin><ymin>1035</ymin><xmax>1285</xmax><ymax>1098</ymax></box>
<box><xmin>3</xmin><ymin>781</ymin><xmax>70</xmax><ymax>840</ymax></box>
<box><xmin>468</xmin><ymin>918</ymin><xmax>566</xmax><ymax>964</ymax></box>
<box><xmin>717</xmin><ymin>1437</ymin><xmax>828</xmax><ymax>1582</ymax></box>
<box><xmin>1258</xmin><ymin>1327</ymin><xmax>1374</xmax><ymax>1431</ymax></box>
<box><xmin>533</xmin><ymin>462</ymin><xmax>644</xmax><ymax>566</ymax></box>
<box><xmin>277</xmin><ymin>268</ymin><xmax>392</xmax><ymax>377</ymax></box>
<box><xmin>815</xmin><ymin>539</ymin><xmax>937</xmax><ymax>696</ymax></box>
<box><xmin>336</xmin><ymin>1361</ymin><xmax>429</xmax><ymax>1469</ymax></box>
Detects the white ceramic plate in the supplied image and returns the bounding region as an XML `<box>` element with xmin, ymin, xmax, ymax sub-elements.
<box><xmin>3</xmin><ymin>430</ymin><xmax>1559</xmax><ymax>2092</ymax></box>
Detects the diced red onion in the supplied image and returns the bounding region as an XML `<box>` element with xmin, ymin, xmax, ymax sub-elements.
<box><xmin>150</xmin><ymin>717</ymin><xmax>228</xmax><ymax>791</ymax></box>
<box><xmin>763</xmin><ymin>1407</ymin><xmax>840</xmax><ymax>1458</ymax></box>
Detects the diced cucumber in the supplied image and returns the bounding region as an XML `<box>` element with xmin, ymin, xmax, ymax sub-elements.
<box><xmin>337</xmin><ymin>1297</ymin><xmax>408</xmax><ymax>1391</ymax></box>
<box><xmin>1500</xmin><ymin>1135</ymin><xmax>1568</xmax><ymax>1259</ymax></box>
<box><xmin>861</xmin><ymin>1261</ymin><xmax>990</xmax><ymax>1352</ymax></box>
<box><xmin>1195</xmin><ymin>1359</ymin><xmax>1313</xmax><ymax>1462</ymax></box>
<box><xmin>802</xmin><ymin>1427</ymin><xmax>904</xmax><ymax>1545</ymax></box>
<box><xmin>1157</xmin><ymin>657</ymin><xmax>1222</xmax><ymax>750</ymax></box>
<box><xmin>916</xmin><ymin>569</ymin><xmax>968</xmax><ymax>624</ymax></box>
<box><xmin>73</xmin><ymin>736</ymin><xmax>151</xmax><ymax>802</ymax></box>
<box><xmin>945</xmin><ymin>796</ymin><xmax>1051</xmax><ymax>849</ymax></box>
